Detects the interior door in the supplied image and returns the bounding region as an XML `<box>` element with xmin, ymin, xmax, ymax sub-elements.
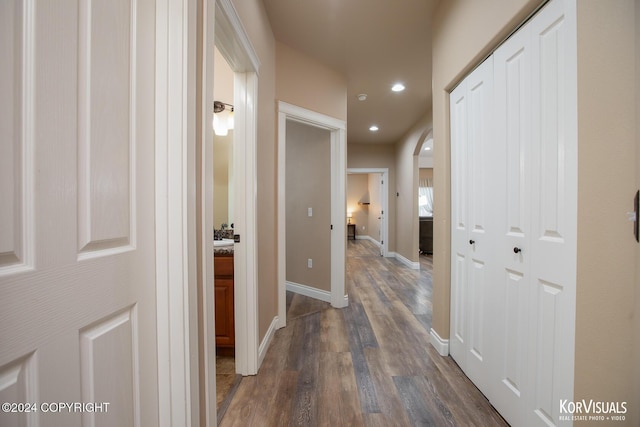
<box><xmin>0</xmin><ymin>1</ymin><xmax>159</xmax><ymax>425</ymax></box>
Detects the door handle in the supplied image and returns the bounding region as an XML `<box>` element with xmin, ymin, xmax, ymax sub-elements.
<box><xmin>469</xmin><ymin>240</ymin><xmax>475</xmax><ymax>245</ymax></box>
<box><xmin>513</xmin><ymin>247</ymin><xmax>522</xmax><ymax>254</ymax></box>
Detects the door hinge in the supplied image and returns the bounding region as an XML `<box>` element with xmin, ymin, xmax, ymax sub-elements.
<box><xmin>234</xmin><ymin>234</ymin><xmax>241</xmax><ymax>243</ymax></box>
<box><xmin>331</xmin><ymin>224</ymin><xmax>333</xmax><ymax>230</ymax></box>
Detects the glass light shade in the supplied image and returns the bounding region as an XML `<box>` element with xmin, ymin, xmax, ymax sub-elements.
<box><xmin>213</xmin><ymin>113</ymin><xmax>228</xmax><ymax>136</ymax></box>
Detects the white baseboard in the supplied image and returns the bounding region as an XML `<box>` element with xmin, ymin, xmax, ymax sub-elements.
<box><xmin>390</xmin><ymin>252</ymin><xmax>420</xmax><ymax>270</ymax></box>
<box><xmin>355</xmin><ymin>235</ymin><xmax>381</xmax><ymax>247</ymax></box>
<box><xmin>258</xmin><ymin>316</ymin><xmax>279</xmax><ymax>368</ymax></box>
<box><xmin>430</xmin><ymin>328</ymin><xmax>449</xmax><ymax>356</ymax></box>
<box><xmin>286</xmin><ymin>281</ymin><xmax>349</xmax><ymax>306</ymax></box>
<box><xmin>286</xmin><ymin>281</ymin><xmax>332</xmax><ymax>303</ymax></box>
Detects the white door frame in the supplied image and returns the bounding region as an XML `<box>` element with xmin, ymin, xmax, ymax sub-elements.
<box><xmin>346</xmin><ymin>168</ymin><xmax>390</xmax><ymax>257</ymax></box>
<box><xmin>155</xmin><ymin>0</ymin><xmax>199</xmax><ymax>424</ymax></box>
<box><xmin>277</xmin><ymin>101</ymin><xmax>347</xmax><ymax>329</ymax></box>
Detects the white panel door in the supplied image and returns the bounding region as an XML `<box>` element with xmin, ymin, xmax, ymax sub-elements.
<box><xmin>490</xmin><ymin>0</ymin><xmax>577</xmax><ymax>425</ymax></box>
<box><xmin>527</xmin><ymin>0</ymin><xmax>577</xmax><ymax>424</ymax></box>
<box><xmin>449</xmin><ymin>57</ymin><xmax>495</xmax><ymax>395</ymax></box>
<box><xmin>449</xmin><ymin>79</ymin><xmax>469</xmax><ymax>366</ymax></box>
<box><xmin>492</xmin><ymin>18</ymin><xmax>533</xmax><ymax>427</ymax></box>
<box><xmin>462</xmin><ymin>57</ymin><xmax>495</xmax><ymax>394</ymax></box>
<box><xmin>0</xmin><ymin>1</ymin><xmax>159</xmax><ymax>426</ymax></box>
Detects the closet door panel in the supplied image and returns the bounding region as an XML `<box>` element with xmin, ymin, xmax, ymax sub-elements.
<box><xmin>464</xmin><ymin>57</ymin><xmax>494</xmax><ymax>393</ymax></box>
<box><xmin>492</xmin><ymin>21</ymin><xmax>532</xmax><ymax>427</ymax></box>
<box><xmin>449</xmin><ymin>81</ymin><xmax>468</xmax><ymax>364</ymax></box>
<box><xmin>528</xmin><ymin>0</ymin><xmax>577</xmax><ymax>424</ymax></box>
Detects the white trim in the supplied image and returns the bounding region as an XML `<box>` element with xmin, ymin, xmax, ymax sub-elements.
<box><xmin>286</xmin><ymin>281</ymin><xmax>331</xmax><ymax>303</ymax></box>
<box><xmin>355</xmin><ymin>235</ymin><xmax>381</xmax><ymax>246</ymax></box>
<box><xmin>277</xmin><ymin>101</ymin><xmax>348</xmax><ymax>330</ymax></box>
<box><xmin>279</xmin><ymin>101</ymin><xmax>345</xmax><ymax>130</ymax></box>
<box><xmin>214</xmin><ymin>0</ymin><xmax>260</xmax><ymax>73</ymax></box>
<box><xmin>286</xmin><ymin>281</ymin><xmax>350</xmax><ymax>306</ymax></box>
<box><xmin>258</xmin><ymin>316</ymin><xmax>279</xmax><ymax>367</ymax></box>
<box><xmin>390</xmin><ymin>252</ymin><xmax>420</xmax><ymax>270</ymax></box>
<box><xmin>154</xmin><ymin>0</ymin><xmax>195</xmax><ymax>424</ymax></box>
<box><xmin>200</xmin><ymin>0</ymin><xmax>216</xmax><ymax>424</ymax></box>
<box><xmin>276</xmin><ymin>110</ymin><xmax>287</xmax><ymax>329</ymax></box>
<box><xmin>346</xmin><ymin>168</ymin><xmax>389</xmax><ymax>257</ymax></box>
<box><xmin>430</xmin><ymin>328</ymin><xmax>450</xmax><ymax>356</ymax></box>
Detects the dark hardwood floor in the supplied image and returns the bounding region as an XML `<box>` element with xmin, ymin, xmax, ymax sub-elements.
<box><xmin>219</xmin><ymin>239</ymin><xmax>507</xmax><ymax>426</ymax></box>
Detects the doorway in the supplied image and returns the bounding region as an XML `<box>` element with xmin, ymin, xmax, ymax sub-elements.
<box><xmin>346</xmin><ymin>168</ymin><xmax>389</xmax><ymax>257</ymax></box>
<box><xmin>200</xmin><ymin>0</ymin><xmax>261</xmax><ymax>424</ymax></box>
<box><xmin>211</xmin><ymin>45</ymin><xmax>238</xmax><ymax>415</ymax></box>
<box><xmin>277</xmin><ymin>101</ymin><xmax>347</xmax><ymax>329</ymax></box>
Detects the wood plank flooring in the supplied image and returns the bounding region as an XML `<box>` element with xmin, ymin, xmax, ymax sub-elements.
<box><xmin>219</xmin><ymin>240</ymin><xmax>507</xmax><ymax>426</ymax></box>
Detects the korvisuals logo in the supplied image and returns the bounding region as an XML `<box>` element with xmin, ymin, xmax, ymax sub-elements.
<box><xmin>559</xmin><ymin>399</ymin><xmax>627</xmax><ymax>422</ymax></box>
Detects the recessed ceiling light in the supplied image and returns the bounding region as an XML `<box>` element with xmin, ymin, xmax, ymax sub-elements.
<box><xmin>369</xmin><ymin>125</ymin><xmax>379</xmax><ymax>132</ymax></box>
<box><xmin>357</xmin><ymin>93</ymin><xmax>368</xmax><ymax>101</ymax></box>
<box><xmin>425</xmin><ymin>146</ymin><xmax>431</xmax><ymax>151</ymax></box>
<box><xmin>391</xmin><ymin>83</ymin><xmax>405</xmax><ymax>92</ymax></box>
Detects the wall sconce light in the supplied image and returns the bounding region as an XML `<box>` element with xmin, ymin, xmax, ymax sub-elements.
<box><xmin>213</xmin><ymin>101</ymin><xmax>234</xmax><ymax>136</ymax></box>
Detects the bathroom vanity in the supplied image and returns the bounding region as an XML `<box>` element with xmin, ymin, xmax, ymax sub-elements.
<box><xmin>214</xmin><ymin>242</ymin><xmax>235</xmax><ymax>356</ymax></box>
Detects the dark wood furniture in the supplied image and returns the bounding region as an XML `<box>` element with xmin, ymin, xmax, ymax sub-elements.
<box><xmin>214</xmin><ymin>254</ymin><xmax>235</xmax><ymax>355</ymax></box>
<box><xmin>347</xmin><ymin>223</ymin><xmax>356</xmax><ymax>240</ymax></box>
<box><xmin>419</xmin><ymin>216</ymin><xmax>433</xmax><ymax>254</ymax></box>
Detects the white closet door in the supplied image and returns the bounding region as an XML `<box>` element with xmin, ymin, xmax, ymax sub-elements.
<box><xmin>449</xmin><ymin>79</ymin><xmax>469</xmax><ymax>366</ymax></box>
<box><xmin>463</xmin><ymin>57</ymin><xmax>495</xmax><ymax>393</ymax></box>
<box><xmin>449</xmin><ymin>58</ymin><xmax>495</xmax><ymax>394</ymax></box>
<box><xmin>527</xmin><ymin>0</ymin><xmax>577</xmax><ymax>424</ymax></box>
<box><xmin>492</xmin><ymin>18</ymin><xmax>533</xmax><ymax>427</ymax></box>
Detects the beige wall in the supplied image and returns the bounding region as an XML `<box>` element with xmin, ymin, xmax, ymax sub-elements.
<box><xmin>347</xmin><ymin>143</ymin><xmax>397</xmax><ymax>252</ymax></box>
<box><xmin>419</xmin><ymin>168</ymin><xmax>433</xmax><ymax>180</ymax></box>
<box><xmin>231</xmin><ymin>0</ymin><xmax>278</xmax><ymax>342</ymax></box>
<box><xmin>276</xmin><ymin>41</ymin><xmax>347</xmax><ymax>121</ymax></box>
<box><xmin>394</xmin><ymin>115</ymin><xmax>432</xmax><ymax>263</ymax></box>
<box><xmin>213</xmin><ymin>133</ymin><xmax>231</xmax><ymax>228</ymax></box>
<box><xmin>286</xmin><ymin>121</ymin><xmax>332</xmax><ymax>292</ymax></box>
<box><xmin>574</xmin><ymin>0</ymin><xmax>638</xmax><ymax>422</ymax></box>
<box><xmin>433</xmin><ymin>0</ymin><xmax>639</xmax><ymax>422</ymax></box>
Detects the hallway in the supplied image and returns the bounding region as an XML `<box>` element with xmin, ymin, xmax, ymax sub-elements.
<box><xmin>219</xmin><ymin>240</ymin><xmax>507</xmax><ymax>426</ymax></box>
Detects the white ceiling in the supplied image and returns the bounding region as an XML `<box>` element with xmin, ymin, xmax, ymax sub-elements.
<box><xmin>262</xmin><ymin>0</ymin><xmax>438</xmax><ymax>145</ymax></box>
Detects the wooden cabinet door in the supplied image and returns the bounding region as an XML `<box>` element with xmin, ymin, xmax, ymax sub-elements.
<box><xmin>214</xmin><ymin>256</ymin><xmax>234</xmax><ymax>349</ymax></box>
